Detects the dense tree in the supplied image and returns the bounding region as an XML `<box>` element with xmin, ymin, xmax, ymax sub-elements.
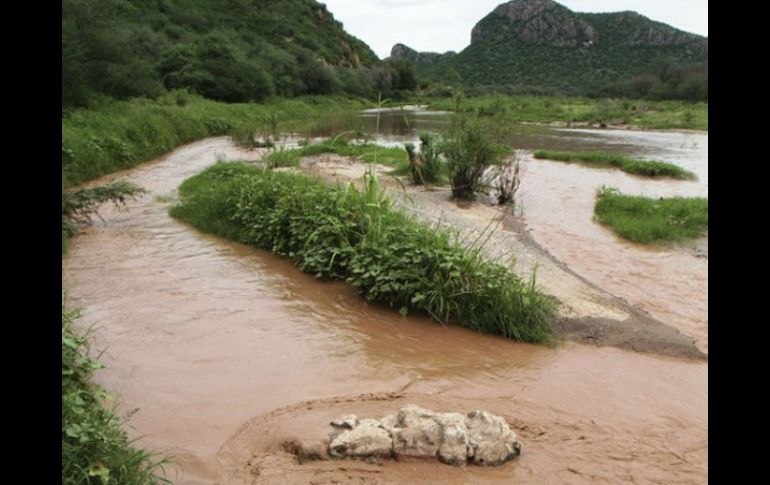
<box><xmin>61</xmin><ymin>0</ymin><xmax>412</xmax><ymax>106</ymax></box>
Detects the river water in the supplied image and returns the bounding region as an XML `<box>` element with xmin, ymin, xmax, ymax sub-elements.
<box><xmin>62</xmin><ymin>112</ymin><xmax>707</xmax><ymax>484</ymax></box>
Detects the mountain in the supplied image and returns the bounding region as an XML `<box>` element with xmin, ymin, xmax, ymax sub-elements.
<box><xmin>391</xmin><ymin>0</ymin><xmax>708</xmax><ymax>97</ymax></box>
<box><xmin>62</xmin><ymin>0</ymin><xmax>379</xmax><ymax>105</ymax></box>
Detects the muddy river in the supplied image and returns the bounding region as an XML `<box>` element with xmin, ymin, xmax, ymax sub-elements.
<box><xmin>62</xmin><ymin>113</ymin><xmax>707</xmax><ymax>484</ymax></box>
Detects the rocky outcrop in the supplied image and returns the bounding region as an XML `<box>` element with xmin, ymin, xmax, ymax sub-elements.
<box><xmin>471</xmin><ymin>0</ymin><xmax>597</xmax><ymax>46</ymax></box>
<box><xmin>291</xmin><ymin>405</ymin><xmax>522</xmax><ymax>467</ymax></box>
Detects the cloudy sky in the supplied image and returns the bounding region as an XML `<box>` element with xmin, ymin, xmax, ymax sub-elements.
<box><xmin>321</xmin><ymin>0</ymin><xmax>708</xmax><ymax>59</ymax></box>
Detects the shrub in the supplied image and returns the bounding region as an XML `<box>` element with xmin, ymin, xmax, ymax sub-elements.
<box><xmin>442</xmin><ymin>117</ymin><xmax>511</xmax><ymax>199</ymax></box>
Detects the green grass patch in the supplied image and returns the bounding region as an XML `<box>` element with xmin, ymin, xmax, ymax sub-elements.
<box><xmin>594</xmin><ymin>187</ymin><xmax>708</xmax><ymax>243</ymax></box>
<box><xmin>171</xmin><ymin>163</ymin><xmax>556</xmax><ymax>343</ymax></box>
<box><xmin>264</xmin><ymin>146</ymin><xmax>302</xmax><ymax>168</ymax></box>
<box><xmin>62</xmin><ymin>91</ymin><xmax>368</xmax><ymax>187</ymax></box>
<box><xmin>297</xmin><ymin>137</ymin><xmax>408</xmax><ymax>166</ymax></box>
<box><xmin>411</xmin><ymin>94</ymin><xmax>708</xmax><ymax>130</ymax></box>
<box><xmin>534</xmin><ymin>150</ymin><xmax>696</xmax><ymax>180</ymax></box>
<box><xmin>63</xmin><ymin>301</ymin><xmax>169</xmax><ymax>484</ymax></box>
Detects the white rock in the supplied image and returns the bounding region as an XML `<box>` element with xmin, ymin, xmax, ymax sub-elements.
<box><xmin>393</xmin><ymin>405</ymin><xmax>442</xmax><ymax>457</ymax></box>
<box><xmin>328</xmin><ymin>418</ymin><xmax>393</xmax><ymax>458</ymax></box>
<box><xmin>435</xmin><ymin>412</ymin><xmax>469</xmax><ymax>466</ymax></box>
<box><xmin>466</xmin><ymin>410</ymin><xmax>521</xmax><ymax>466</ymax></box>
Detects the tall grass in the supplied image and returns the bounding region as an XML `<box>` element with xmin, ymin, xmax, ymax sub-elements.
<box><xmin>62</xmin><ymin>91</ymin><xmax>368</xmax><ymax>186</ymax></box>
<box><xmin>534</xmin><ymin>150</ymin><xmax>696</xmax><ymax>180</ymax></box>
<box><xmin>62</xmin><ymin>301</ymin><xmax>169</xmax><ymax>485</ymax></box>
<box><xmin>594</xmin><ymin>187</ymin><xmax>708</xmax><ymax>243</ymax></box>
<box><xmin>171</xmin><ymin>163</ymin><xmax>555</xmax><ymax>343</ymax></box>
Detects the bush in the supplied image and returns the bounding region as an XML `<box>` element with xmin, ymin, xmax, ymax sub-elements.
<box><xmin>442</xmin><ymin>117</ymin><xmax>511</xmax><ymax>199</ymax></box>
<box><xmin>171</xmin><ymin>163</ymin><xmax>556</xmax><ymax>343</ymax></box>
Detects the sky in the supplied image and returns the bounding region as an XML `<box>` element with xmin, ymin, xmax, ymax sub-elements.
<box><xmin>321</xmin><ymin>0</ymin><xmax>708</xmax><ymax>59</ymax></box>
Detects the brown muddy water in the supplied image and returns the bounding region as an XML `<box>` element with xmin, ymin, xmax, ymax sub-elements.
<box><xmin>312</xmin><ymin>111</ymin><xmax>708</xmax><ymax>353</ymax></box>
<box><xmin>62</xmin><ymin>118</ymin><xmax>707</xmax><ymax>484</ymax></box>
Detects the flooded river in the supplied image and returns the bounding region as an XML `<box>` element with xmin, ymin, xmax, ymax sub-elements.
<box><xmin>62</xmin><ymin>112</ymin><xmax>707</xmax><ymax>484</ymax></box>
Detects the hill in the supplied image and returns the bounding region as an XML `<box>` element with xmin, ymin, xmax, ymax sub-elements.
<box><xmin>391</xmin><ymin>0</ymin><xmax>707</xmax><ymax>99</ymax></box>
<box><xmin>62</xmin><ymin>0</ymin><xmax>382</xmax><ymax>106</ymax></box>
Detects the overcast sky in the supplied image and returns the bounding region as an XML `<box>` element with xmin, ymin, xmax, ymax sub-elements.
<box><xmin>321</xmin><ymin>0</ymin><xmax>708</xmax><ymax>59</ymax></box>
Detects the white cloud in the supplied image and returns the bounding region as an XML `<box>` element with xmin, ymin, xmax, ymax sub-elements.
<box><xmin>322</xmin><ymin>0</ymin><xmax>708</xmax><ymax>59</ymax></box>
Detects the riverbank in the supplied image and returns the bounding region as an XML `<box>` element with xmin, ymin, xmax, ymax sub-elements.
<box><xmin>409</xmin><ymin>94</ymin><xmax>708</xmax><ymax>131</ymax></box>
<box><xmin>62</xmin><ymin>92</ymin><xmax>369</xmax><ymax>187</ymax></box>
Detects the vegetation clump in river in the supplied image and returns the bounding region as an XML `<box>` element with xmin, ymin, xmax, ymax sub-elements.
<box><xmin>594</xmin><ymin>187</ymin><xmax>708</xmax><ymax>243</ymax></box>
<box><xmin>171</xmin><ymin>163</ymin><xmax>556</xmax><ymax>343</ymax></box>
<box><xmin>62</xmin><ymin>302</ymin><xmax>169</xmax><ymax>485</ymax></box>
<box><xmin>534</xmin><ymin>150</ymin><xmax>696</xmax><ymax>179</ymax></box>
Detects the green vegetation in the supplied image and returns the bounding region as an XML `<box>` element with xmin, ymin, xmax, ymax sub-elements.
<box><xmin>534</xmin><ymin>150</ymin><xmax>696</xmax><ymax>179</ymax></box>
<box><xmin>62</xmin><ymin>0</ymin><xmax>423</xmax><ymax>107</ymax></box>
<box><xmin>171</xmin><ymin>163</ymin><xmax>556</xmax><ymax>343</ymax></box>
<box><xmin>63</xmin><ymin>302</ymin><xmax>169</xmax><ymax>485</ymax></box>
<box><xmin>443</xmin><ymin>118</ymin><xmax>512</xmax><ymax>199</ymax></box>
<box><xmin>404</xmin><ymin>133</ymin><xmax>445</xmax><ymax>185</ymax></box>
<box><xmin>264</xmin><ymin>146</ymin><xmax>301</xmax><ymax>168</ymax></box>
<box><xmin>594</xmin><ymin>187</ymin><xmax>708</xmax><ymax>243</ymax></box>
<box><xmin>277</xmin><ymin>136</ymin><xmax>408</xmax><ymax>167</ymax></box>
<box><xmin>63</xmin><ymin>0</ymin><xmax>372</xmax><ymax>105</ymax></box>
<box><xmin>62</xmin><ymin>92</ymin><xmax>368</xmax><ymax>186</ymax></box>
<box><xmin>62</xmin><ymin>181</ymin><xmax>146</xmax><ymax>254</ymax></box>
<box><xmin>399</xmin><ymin>5</ymin><xmax>707</xmax><ymax>102</ymax></box>
<box><xmin>417</xmin><ymin>94</ymin><xmax>707</xmax><ymax>130</ymax></box>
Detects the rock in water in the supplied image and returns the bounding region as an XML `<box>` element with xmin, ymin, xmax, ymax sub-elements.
<box><xmin>328</xmin><ymin>418</ymin><xmax>393</xmax><ymax>458</ymax></box>
<box><xmin>392</xmin><ymin>405</ymin><xmax>443</xmax><ymax>457</ymax></box>
<box><xmin>466</xmin><ymin>410</ymin><xmax>522</xmax><ymax>466</ymax></box>
<box><xmin>297</xmin><ymin>406</ymin><xmax>521</xmax><ymax>467</ymax></box>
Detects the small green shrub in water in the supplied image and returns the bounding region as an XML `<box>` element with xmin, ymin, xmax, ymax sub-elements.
<box><xmin>171</xmin><ymin>163</ymin><xmax>556</xmax><ymax>343</ymax></box>
<box><xmin>62</xmin><ymin>302</ymin><xmax>169</xmax><ymax>485</ymax></box>
<box><xmin>443</xmin><ymin>118</ymin><xmax>511</xmax><ymax>199</ymax></box>
<box><xmin>534</xmin><ymin>150</ymin><xmax>696</xmax><ymax>180</ymax></box>
<box><xmin>594</xmin><ymin>187</ymin><xmax>708</xmax><ymax>243</ymax></box>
